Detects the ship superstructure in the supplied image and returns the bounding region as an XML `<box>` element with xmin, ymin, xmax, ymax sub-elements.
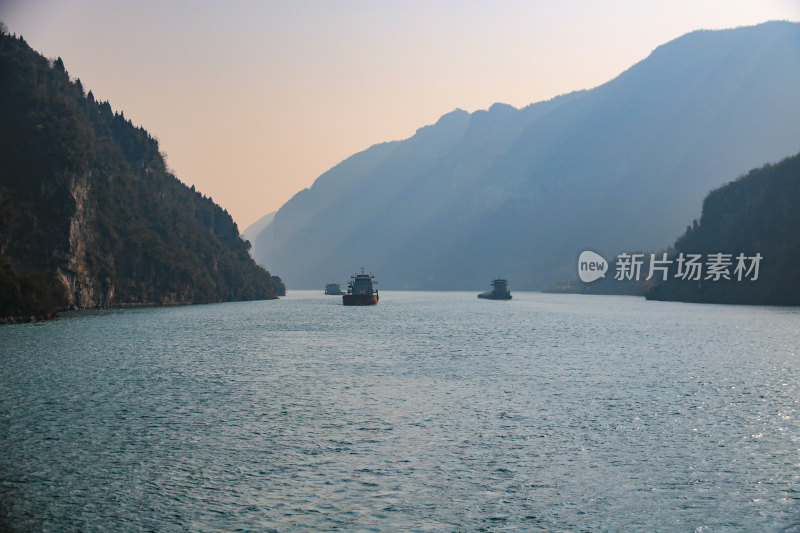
<box><xmin>478</xmin><ymin>278</ymin><xmax>512</xmax><ymax>300</ymax></box>
<box><xmin>324</xmin><ymin>282</ymin><xmax>344</xmax><ymax>295</ymax></box>
<box><xmin>343</xmin><ymin>268</ymin><xmax>379</xmax><ymax>305</ymax></box>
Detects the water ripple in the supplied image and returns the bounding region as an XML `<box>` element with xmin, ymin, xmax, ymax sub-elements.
<box><xmin>1</xmin><ymin>292</ymin><xmax>799</xmax><ymax>531</ymax></box>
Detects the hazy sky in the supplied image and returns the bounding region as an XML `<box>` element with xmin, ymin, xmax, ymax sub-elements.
<box><xmin>2</xmin><ymin>1</ymin><xmax>798</xmax><ymax>230</ymax></box>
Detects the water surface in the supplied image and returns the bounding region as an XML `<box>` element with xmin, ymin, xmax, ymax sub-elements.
<box><xmin>1</xmin><ymin>292</ymin><xmax>799</xmax><ymax>531</ymax></box>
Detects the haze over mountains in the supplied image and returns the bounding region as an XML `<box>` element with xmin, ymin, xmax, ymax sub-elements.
<box><xmin>255</xmin><ymin>21</ymin><xmax>800</xmax><ymax>290</ymax></box>
<box><xmin>241</xmin><ymin>211</ymin><xmax>275</xmax><ymax>259</ymax></box>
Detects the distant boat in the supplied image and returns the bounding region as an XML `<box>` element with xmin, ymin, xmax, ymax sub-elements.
<box><xmin>478</xmin><ymin>278</ymin><xmax>512</xmax><ymax>300</ymax></box>
<box><xmin>324</xmin><ymin>282</ymin><xmax>344</xmax><ymax>295</ymax></box>
<box><xmin>343</xmin><ymin>268</ymin><xmax>379</xmax><ymax>306</ymax></box>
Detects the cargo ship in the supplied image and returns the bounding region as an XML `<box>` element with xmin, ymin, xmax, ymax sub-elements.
<box><xmin>324</xmin><ymin>282</ymin><xmax>344</xmax><ymax>295</ymax></box>
<box><xmin>478</xmin><ymin>278</ymin><xmax>512</xmax><ymax>300</ymax></box>
<box><xmin>343</xmin><ymin>268</ymin><xmax>379</xmax><ymax>305</ymax></box>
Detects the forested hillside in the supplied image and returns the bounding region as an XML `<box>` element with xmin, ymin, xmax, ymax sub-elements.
<box><xmin>0</xmin><ymin>29</ymin><xmax>280</xmax><ymax>321</ymax></box>
<box><xmin>647</xmin><ymin>152</ymin><xmax>800</xmax><ymax>305</ymax></box>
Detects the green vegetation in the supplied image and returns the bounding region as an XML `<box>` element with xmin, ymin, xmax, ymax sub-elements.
<box><xmin>271</xmin><ymin>276</ymin><xmax>286</xmax><ymax>296</ymax></box>
<box><xmin>0</xmin><ymin>29</ymin><xmax>279</xmax><ymax>322</ymax></box>
<box><xmin>647</xmin><ymin>152</ymin><xmax>800</xmax><ymax>305</ymax></box>
<box><xmin>0</xmin><ymin>258</ymin><xmax>65</xmax><ymax>323</ymax></box>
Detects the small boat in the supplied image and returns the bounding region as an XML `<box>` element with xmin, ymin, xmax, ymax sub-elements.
<box><xmin>343</xmin><ymin>268</ymin><xmax>379</xmax><ymax>305</ymax></box>
<box><xmin>478</xmin><ymin>278</ymin><xmax>512</xmax><ymax>300</ymax></box>
<box><xmin>324</xmin><ymin>282</ymin><xmax>344</xmax><ymax>295</ymax></box>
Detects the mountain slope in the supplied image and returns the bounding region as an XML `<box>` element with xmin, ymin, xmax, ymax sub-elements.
<box><xmin>241</xmin><ymin>211</ymin><xmax>275</xmax><ymax>258</ymax></box>
<box><xmin>646</xmin><ymin>151</ymin><xmax>800</xmax><ymax>305</ymax></box>
<box><xmin>255</xmin><ymin>21</ymin><xmax>800</xmax><ymax>290</ymax></box>
<box><xmin>0</xmin><ymin>30</ymin><xmax>279</xmax><ymax>321</ymax></box>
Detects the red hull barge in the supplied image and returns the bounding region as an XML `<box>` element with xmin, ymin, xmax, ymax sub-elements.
<box><xmin>343</xmin><ymin>268</ymin><xmax>379</xmax><ymax>306</ymax></box>
<box><xmin>342</xmin><ymin>293</ymin><xmax>379</xmax><ymax>306</ymax></box>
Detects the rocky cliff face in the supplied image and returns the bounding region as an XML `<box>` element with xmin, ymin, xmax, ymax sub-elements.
<box><xmin>0</xmin><ymin>31</ymin><xmax>279</xmax><ymax>321</ymax></box>
<box><xmin>55</xmin><ymin>169</ymin><xmax>103</xmax><ymax>308</ymax></box>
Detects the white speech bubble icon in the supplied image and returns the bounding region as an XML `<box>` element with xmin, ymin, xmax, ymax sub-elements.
<box><xmin>578</xmin><ymin>251</ymin><xmax>608</xmax><ymax>283</ymax></box>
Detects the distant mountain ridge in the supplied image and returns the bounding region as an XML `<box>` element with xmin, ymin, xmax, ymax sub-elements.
<box><xmin>241</xmin><ymin>211</ymin><xmax>275</xmax><ymax>259</ymax></box>
<box><xmin>0</xmin><ymin>30</ymin><xmax>280</xmax><ymax>321</ymax></box>
<box><xmin>254</xmin><ymin>21</ymin><xmax>800</xmax><ymax>290</ymax></box>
